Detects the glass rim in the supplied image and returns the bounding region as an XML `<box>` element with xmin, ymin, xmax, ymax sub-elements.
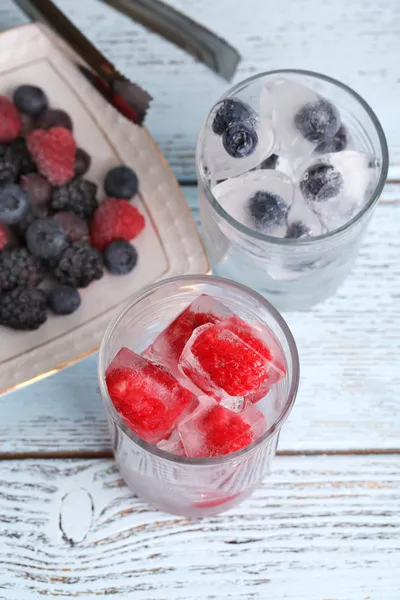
<box><xmin>196</xmin><ymin>68</ymin><xmax>389</xmax><ymax>245</ymax></box>
<box><xmin>98</xmin><ymin>274</ymin><xmax>300</xmax><ymax>466</ymax></box>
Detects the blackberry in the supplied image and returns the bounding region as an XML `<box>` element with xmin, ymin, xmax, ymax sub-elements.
<box><xmin>51</xmin><ymin>242</ymin><xmax>104</xmax><ymax>288</ymax></box>
<box><xmin>13</xmin><ymin>204</ymin><xmax>48</xmax><ymax>239</ymax></box>
<box><xmin>104</xmin><ymin>166</ymin><xmax>138</xmax><ymax>200</ymax></box>
<box><xmin>8</xmin><ymin>137</ymin><xmax>37</xmax><ymax>176</ymax></box>
<box><xmin>104</xmin><ymin>240</ymin><xmax>138</xmax><ymax>274</ymax></box>
<box><xmin>74</xmin><ymin>148</ymin><xmax>91</xmax><ymax>177</ymax></box>
<box><xmin>51</xmin><ymin>179</ymin><xmax>98</xmax><ymax>219</ymax></box>
<box><xmin>222</xmin><ymin>123</ymin><xmax>258</xmax><ymax>158</ymax></box>
<box><xmin>212</xmin><ymin>99</ymin><xmax>256</xmax><ymax>135</ymax></box>
<box><xmin>0</xmin><ymin>247</ymin><xmax>44</xmax><ymax>293</ymax></box>
<box><xmin>0</xmin><ymin>286</ymin><xmax>47</xmax><ymax>330</ymax></box>
<box><xmin>13</xmin><ymin>85</ymin><xmax>49</xmax><ymax>117</ymax></box>
<box><xmin>26</xmin><ymin>218</ymin><xmax>67</xmax><ymax>259</ymax></box>
<box><xmin>0</xmin><ymin>144</ymin><xmax>18</xmax><ymax>184</ymax></box>
<box><xmin>48</xmin><ymin>285</ymin><xmax>81</xmax><ymax>315</ymax></box>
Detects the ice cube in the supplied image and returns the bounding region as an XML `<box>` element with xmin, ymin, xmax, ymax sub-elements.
<box><xmin>285</xmin><ymin>194</ymin><xmax>324</xmax><ymax>238</ymax></box>
<box><xmin>144</xmin><ymin>294</ymin><xmax>233</xmax><ymax>380</ymax></box>
<box><xmin>261</xmin><ymin>77</ymin><xmax>341</xmax><ymax>161</ymax></box>
<box><xmin>178</xmin><ymin>395</ymin><xmax>266</xmax><ymax>458</ymax></box>
<box><xmin>298</xmin><ymin>150</ymin><xmax>379</xmax><ymax>231</ymax></box>
<box><xmin>157</xmin><ymin>429</ymin><xmax>186</xmax><ymax>456</ymax></box>
<box><xmin>257</xmin><ymin>153</ymin><xmax>293</xmax><ymax>178</ymax></box>
<box><xmin>212</xmin><ymin>170</ymin><xmax>294</xmax><ymax>238</ymax></box>
<box><xmin>105</xmin><ymin>347</ymin><xmax>198</xmax><ymax>444</ymax></box>
<box><xmin>201</xmin><ymin>98</ymin><xmax>274</xmax><ymax>182</ymax></box>
<box><xmin>179</xmin><ymin>317</ymin><xmax>285</xmax><ymax>410</ymax></box>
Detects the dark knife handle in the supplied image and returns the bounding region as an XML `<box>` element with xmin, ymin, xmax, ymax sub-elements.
<box><xmin>101</xmin><ymin>0</ymin><xmax>241</xmax><ymax>81</ymax></box>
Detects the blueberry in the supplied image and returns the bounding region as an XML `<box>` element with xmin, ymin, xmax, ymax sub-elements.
<box><xmin>315</xmin><ymin>126</ymin><xmax>347</xmax><ymax>154</ymax></box>
<box><xmin>286</xmin><ymin>221</ymin><xmax>311</xmax><ymax>239</ymax></box>
<box><xmin>248</xmin><ymin>191</ymin><xmax>288</xmax><ymax>230</ymax></box>
<box><xmin>48</xmin><ymin>285</ymin><xmax>81</xmax><ymax>315</ymax></box>
<box><xmin>0</xmin><ymin>184</ymin><xmax>28</xmax><ymax>224</ymax></box>
<box><xmin>300</xmin><ymin>163</ymin><xmax>343</xmax><ymax>202</ymax></box>
<box><xmin>104</xmin><ymin>240</ymin><xmax>138</xmax><ymax>275</ymax></box>
<box><xmin>294</xmin><ymin>99</ymin><xmax>340</xmax><ymax>144</ymax></box>
<box><xmin>104</xmin><ymin>166</ymin><xmax>139</xmax><ymax>199</ymax></box>
<box><xmin>259</xmin><ymin>154</ymin><xmax>279</xmax><ymax>170</ymax></box>
<box><xmin>74</xmin><ymin>148</ymin><xmax>91</xmax><ymax>177</ymax></box>
<box><xmin>13</xmin><ymin>85</ymin><xmax>48</xmax><ymax>117</ymax></box>
<box><xmin>212</xmin><ymin>98</ymin><xmax>256</xmax><ymax>135</ymax></box>
<box><xmin>223</xmin><ymin>124</ymin><xmax>258</xmax><ymax>158</ymax></box>
<box><xmin>26</xmin><ymin>218</ymin><xmax>67</xmax><ymax>259</ymax></box>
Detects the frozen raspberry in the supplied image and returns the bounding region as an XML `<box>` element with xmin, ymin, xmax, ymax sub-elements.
<box><xmin>0</xmin><ymin>96</ymin><xmax>21</xmax><ymax>143</ymax></box>
<box><xmin>20</xmin><ymin>174</ymin><xmax>52</xmax><ymax>206</ymax></box>
<box><xmin>106</xmin><ymin>347</ymin><xmax>197</xmax><ymax>444</ymax></box>
<box><xmin>27</xmin><ymin>126</ymin><xmax>76</xmax><ymax>186</ymax></box>
<box><xmin>90</xmin><ymin>198</ymin><xmax>145</xmax><ymax>251</ymax></box>
<box><xmin>0</xmin><ymin>224</ymin><xmax>8</xmax><ymax>249</ymax></box>
<box><xmin>54</xmin><ymin>211</ymin><xmax>90</xmax><ymax>243</ymax></box>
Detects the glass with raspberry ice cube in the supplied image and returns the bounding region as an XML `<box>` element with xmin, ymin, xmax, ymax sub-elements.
<box><xmin>99</xmin><ymin>275</ymin><xmax>299</xmax><ymax>517</ymax></box>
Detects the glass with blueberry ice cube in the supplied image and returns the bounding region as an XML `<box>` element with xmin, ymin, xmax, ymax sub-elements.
<box><xmin>98</xmin><ymin>275</ymin><xmax>299</xmax><ymax>517</ymax></box>
<box><xmin>197</xmin><ymin>70</ymin><xmax>388</xmax><ymax>310</ymax></box>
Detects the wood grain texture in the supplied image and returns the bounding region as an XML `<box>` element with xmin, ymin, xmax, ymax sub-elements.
<box><xmin>0</xmin><ymin>455</ymin><xmax>399</xmax><ymax>599</ymax></box>
<box><xmin>1</xmin><ymin>185</ymin><xmax>399</xmax><ymax>457</ymax></box>
<box><xmin>1</xmin><ymin>0</ymin><xmax>399</xmax><ymax>181</ymax></box>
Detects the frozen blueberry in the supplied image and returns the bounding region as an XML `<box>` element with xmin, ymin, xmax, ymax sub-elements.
<box><xmin>300</xmin><ymin>163</ymin><xmax>344</xmax><ymax>202</ymax></box>
<box><xmin>294</xmin><ymin>99</ymin><xmax>341</xmax><ymax>144</ymax></box>
<box><xmin>13</xmin><ymin>85</ymin><xmax>49</xmax><ymax>117</ymax></box>
<box><xmin>0</xmin><ymin>184</ymin><xmax>28</xmax><ymax>224</ymax></box>
<box><xmin>212</xmin><ymin>98</ymin><xmax>256</xmax><ymax>135</ymax></box>
<box><xmin>103</xmin><ymin>240</ymin><xmax>138</xmax><ymax>275</ymax></box>
<box><xmin>315</xmin><ymin>126</ymin><xmax>347</xmax><ymax>154</ymax></box>
<box><xmin>286</xmin><ymin>221</ymin><xmax>311</xmax><ymax>239</ymax></box>
<box><xmin>222</xmin><ymin>123</ymin><xmax>258</xmax><ymax>158</ymax></box>
<box><xmin>48</xmin><ymin>285</ymin><xmax>81</xmax><ymax>315</ymax></box>
<box><xmin>248</xmin><ymin>191</ymin><xmax>288</xmax><ymax>230</ymax></box>
<box><xmin>74</xmin><ymin>148</ymin><xmax>91</xmax><ymax>177</ymax></box>
<box><xmin>26</xmin><ymin>218</ymin><xmax>68</xmax><ymax>259</ymax></box>
<box><xmin>35</xmin><ymin>109</ymin><xmax>73</xmax><ymax>131</ymax></box>
<box><xmin>259</xmin><ymin>154</ymin><xmax>279</xmax><ymax>169</ymax></box>
<box><xmin>104</xmin><ymin>166</ymin><xmax>139</xmax><ymax>199</ymax></box>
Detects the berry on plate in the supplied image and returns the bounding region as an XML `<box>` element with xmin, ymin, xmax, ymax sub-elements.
<box><xmin>51</xmin><ymin>241</ymin><xmax>104</xmax><ymax>288</ymax></box>
<box><xmin>74</xmin><ymin>148</ymin><xmax>91</xmax><ymax>177</ymax></box>
<box><xmin>26</xmin><ymin>218</ymin><xmax>67</xmax><ymax>260</ymax></box>
<box><xmin>35</xmin><ymin>108</ymin><xmax>73</xmax><ymax>132</ymax></box>
<box><xmin>0</xmin><ymin>96</ymin><xmax>21</xmax><ymax>143</ymax></box>
<box><xmin>0</xmin><ymin>286</ymin><xmax>47</xmax><ymax>331</ymax></box>
<box><xmin>20</xmin><ymin>174</ymin><xmax>52</xmax><ymax>206</ymax></box>
<box><xmin>0</xmin><ymin>247</ymin><xmax>44</xmax><ymax>293</ymax></box>
<box><xmin>0</xmin><ymin>223</ymin><xmax>8</xmax><ymax>250</ymax></box>
<box><xmin>13</xmin><ymin>85</ymin><xmax>49</xmax><ymax>117</ymax></box>
<box><xmin>27</xmin><ymin>126</ymin><xmax>76</xmax><ymax>186</ymax></box>
<box><xmin>103</xmin><ymin>239</ymin><xmax>138</xmax><ymax>275</ymax></box>
<box><xmin>51</xmin><ymin>179</ymin><xmax>98</xmax><ymax>219</ymax></box>
<box><xmin>0</xmin><ymin>184</ymin><xmax>29</xmax><ymax>224</ymax></box>
<box><xmin>48</xmin><ymin>285</ymin><xmax>81</xmax><ymax>315</ymax></box>
<box><xmin>54</xmin><ymin>211</ymin><xmax>90</xmax><ymax>243</ymax></box>
<box><xmin>8</xmin><ymin>137</ymin><xmax>37</xmax><ymax>176</ymax></box>
<box><xmin>104</xmin><ymin>166</ymin><xmax>138</xmax><ymax>199</ymax></box>
<box><xmin>90</xmin><ymin>197</ymin><xmax>145</xmax><ymax>251</ymax></box>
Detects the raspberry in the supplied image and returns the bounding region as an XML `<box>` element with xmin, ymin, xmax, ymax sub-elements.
<box><xmin>90</xmin><ymin>198</ymin><xmax>145</xmax><ymax>251</ymax></box>
<box><xmin>0</xmin><ymin>224</ymin><xmax>8</xmax><ymax>249</ymax></box>
<box><xmin>51</xmin><ymin>242</ymin><xmax>104</xmax><ymax>288</ymax></box>
<box><xmin>200</xmin><ymin>405</ymin><xmax>253</xmax><ymax>455</ymax></box>
<box><xmin>51</xmin><ymin>179</ymin><xmax>98</xmax><ymax>219</ymax></box>
<box><xmin>0</xmin><ymin>286</ymin><xmax>47</xmax><ymax>330</ymax></box>
<box><xmin>20</xmin><ymin>174</ymin><xmax>52</xmax><ymax>206</ymax></box>
<box><xmin>163</xmin><ymin>308</ymin><xmax>221</xmax><ymax>361</ymax></box>
<box><xmin>0</xmin><ymin>96</ymin><xmax>21</xmax><ymax>143</ymax></box>
<box><xmin>27</xmin><ymin>126</ymin><xmax>75</xmax><ymax>186</ymax></box>
<box><xmin>0</xmin><ymin>247</ymin><xmax>44</xmax><ymax>293</ymax></box>
<box><xmin>54</xmin><ymin>211</ymin><xmax>89</xmax><ymax>243</ymax></box>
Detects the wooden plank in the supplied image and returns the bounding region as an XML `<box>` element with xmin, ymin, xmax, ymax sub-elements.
<box><xmin>1</xmin><ymin>0</ymin><xmax>399</xmax><ymax>181</ymax></box>
<box><xmin>1</xmin><ymin>184</ymin><xmax>400</xmax><ymax>457</ymax></box>
<box><xmin>0</xmin><ymin>454</ymin><xmax>399</xmax><ymax>599</ymax></box>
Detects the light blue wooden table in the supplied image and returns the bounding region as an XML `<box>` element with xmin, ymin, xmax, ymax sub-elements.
<box><xmin>0</xmin><ymin>1</ymin><xmax>399</xmax><ymax>598</ymax></box>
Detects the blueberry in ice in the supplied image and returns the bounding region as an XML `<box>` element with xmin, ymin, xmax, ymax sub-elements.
<box><xmin>259</xmin><ymin>154</ymin><xmax>279</xmax><ymax>170</ymax></box>
<box><xmin>0</xmin><ymin>184</ymin><xmax>28</xmax><ymax>224</ymax></box>
<box><xmin>48</xmin><ymin>285</ymin><xmax>81</xmax><ymax>315</ymax></box>
<box><xmin>248</xmin><ymin>191</ymin><xmax>288</xmax><ymax>230</ymax></box>
<box><xmin>104</xmin><ymin>240</ymin><xmax>138</xmax><ymax>275</ymax></box>
<box><xmin>300</xmin><ymin>163</ymin><xmax>343</xmax><ymax>202</ymax></box>
<box><xmin>294</xmin><ymin>99</ymin><xmax>341</xmax><ymax>144</ymax></box>
<box><xmin>223</xmin><ymin>123</ymin><xmax>258</xmax><ymax>158</ymax></box>
<box><xmin>315</xmin><ymin>126</ymin><xmax>347</xmax><ymax>154</ymax></box>
<box><xmin>26</xmin><ymin>218</ymin><xmax>67</xmax><ymax>259</ymax></box>
<box><xmin>212</xmin><ymin>98</ymin><xmax>256</xmax><ymax>136</ymax></box>
<box><xmin>286</xmin><ymin>221</ymin><xmax>311</xmax><ymax>239</ymax></box>
<box><xmin>104</xmin><ymin>166</ymin><xmax>138</xmax><ymax>199</ymax></box>
<box><xmin>13</xmin><ymin>85</ymin><xmax>49</xmax><ymax>117</ymax></box>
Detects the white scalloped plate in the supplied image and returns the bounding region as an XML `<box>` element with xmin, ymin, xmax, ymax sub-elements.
<box><xmin>0</xmin><ymin>23</ymin><xmax>209</xmax><ymax>394</ymax></box>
